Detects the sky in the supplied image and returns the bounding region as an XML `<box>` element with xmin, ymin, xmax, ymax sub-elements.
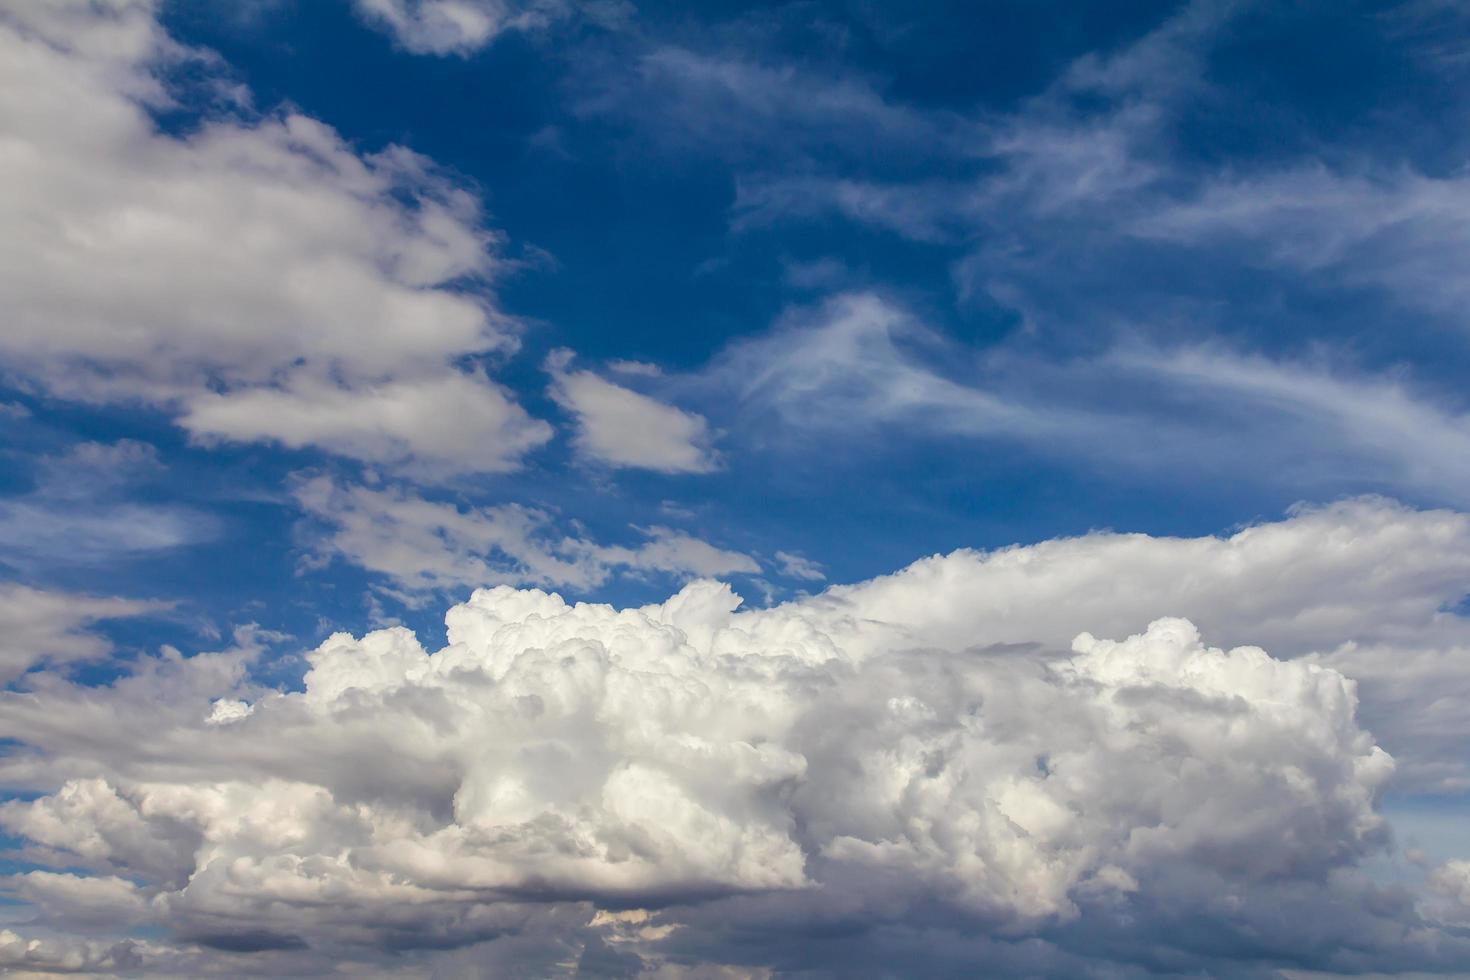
<box><xmin>1</xmin><ymin>0</ymin><xmax>1470</xmax><ymax>975</ymax></box>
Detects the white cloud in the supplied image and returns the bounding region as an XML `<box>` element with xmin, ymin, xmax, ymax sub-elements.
<box><xmin>707</xmin><ymin>2</ymin><xmax>1210</xmax><ymax>243</ymax></box>
<box><xmin>0</xmin><ymin>584</ymin><xmax>165</xmax><ymax>684</ymax></box>
<box><xmin>774</xmin><ymin>550</ymin><xmax>825</xmax><ymax>582</ymax></box>
<box><xmin>549</xmin><ymin>354</ymin><xmax>721</xmax><ymax>473</ymax></box>
<box><xmin>353</xmin><ymin>0</ymin><xmax>568</xmax><ymax>56</ymax></box>
<box><xmin>181</xmin><ymin>372</ymin><xmax>550</xmax><ymax>478</ymax></box>
<box><xmin>5</xmin><ymin>501</ymin><xmax>1470</xmax><ymax>972</ymax></box>
<box><xmin>293</xmin><ymin>476</ymin><xmax>757</xmax><ymax>598</ymax></box>
<box><xmin>798</xmin><ymin>496</ymin><xmax>1470</xmax><ymax>793</ymax></box>
<box><xmin>0</xmin><ymin>928</ymin><xmax>163</xmax><ymax>975</ymax></box>
<box><xmin>0</xmin><ymin>0</ymin><xmax>548</xmax><ymax>475</ymax></box>
<box><xmin>0</xmin><ymin>598</ymin><xmax>1392</xmax><ymax>968</ymax></box>
<box><xmin>803</xmin><ymin>497</ymin><xmax>1470</xmax><ymax>660</ymax></box>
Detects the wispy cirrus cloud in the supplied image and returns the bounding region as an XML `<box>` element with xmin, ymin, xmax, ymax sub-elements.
<box><xmin>1132</xmin><ymin>164</ymin><xmax>1470</xmax><ymax>324</ymax></box>
<box><xmin>694</xmin><ymin>292</ymin><xmax>1470</xmax><ymax>506</ymax></box>
<box><xmin>0</xmin><ymin>441</ymin><xmax>216</xmax><ymax>571</ymax></box>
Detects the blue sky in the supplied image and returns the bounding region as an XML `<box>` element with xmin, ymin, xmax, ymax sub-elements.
<box><xmin>12</xmin><ymin>0</ymin><xmax>1470</xmax><ymax>640</ymax></box>
<box><xmin>2</xmin><ymin>0</ymin><xmax>1470</xmax><ymax>975</ymax></box>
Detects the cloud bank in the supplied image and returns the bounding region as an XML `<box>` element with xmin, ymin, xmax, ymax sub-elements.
<box><xmin>3</xmin><ymin>499</ymin><xmax>1467</xmax><ymax>975</ymax></box>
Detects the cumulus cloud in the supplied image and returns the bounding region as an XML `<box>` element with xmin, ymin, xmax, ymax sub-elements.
<box><xmin>1427</xmin><ymin>859</ymin><xmax>1470</xmax><ymax>928</ymax></box>
<box><xmin>805</xmin><ymin>496</ymin><xmax>1470</xmax><ymax>659</ymax></box>
<box><xmin>796</xmin><ymin>496</ymin><xmax>1470</xmax><ymax>795</ymax></box>
<box><xmin>353</xmin><ymin>0</ymin><xmax>569</xmax><ymax>56</ymax></box>
<box><xmin>294</xmin><ymin>476</ymin><xmax>757</xmax><ymax>599</ymax></box>
<box><xmin>0</xmin><ymin>0</ymin><xmax>548</xmax><ymax>476</ymax></box>
<box><xmin>0</xmin><ymin>591</ymin><xmax>1393</xmax><ymax>972</ymax></box>
<box><xmin>5</xmin><ymin>500</ymin><xmax>1470</xmax><ymax>973</ymax></box>
<box><xmin>548</xmin><ymin>353</ymin><xmax>721</xmax><ymax>474</ymax></box>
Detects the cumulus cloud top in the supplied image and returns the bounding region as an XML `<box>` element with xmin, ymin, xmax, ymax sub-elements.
<box><xmin>0</xmin><ymin>567</ymin><xmax>1397</xmax><ymax>972</ymax></box>
<box><xmin>805</xmin><ymin>497</ymin><xmax>1470</xmax><ymax>659</ymax></box>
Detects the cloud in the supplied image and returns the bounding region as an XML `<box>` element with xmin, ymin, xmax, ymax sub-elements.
<box><xmin>605</xmin><ymin>359</ymin><xmax>663</xmax><ymax>378</ymax></box>
<box><xmin>0</xmin><ymin>928</ymin><xmax>168</xmax><ymax>976</ymax></box>
<box><xmin>0</xmin><ymin>0</ymin><xmax>548</xmax><ymax>476</ymax></box>
<box><xmin>732</xmin><ymin>175</ymin><xmax>974</xmax><ymax>243</ymax></box>
<box><xmin>575</xmin><ymin>41</ymin><xmax>971</xmax><ymax>168</ymax></box>
<box><xmin>774</xmin><ymin>550</ymin><xmax>824</xmax><ymax>582</ymax></box>
<box><xmin>803</xmin><ymin>497</ymin><xmax>1470</xmax><ymax>659</ymax></box>
<box><xmin>0</xmin><ymin>441</ymin><xmax>216</xmax><ymax>569</ymax></box>
<box><xmin>703</xmin><ymin>1</ymin><xmax>1215</xmax><ymax>245</ymax></box>
<box><xmin>352</xmin><ymin>0</ymin><xmax>569</xmax><ymax>56</ymax></box>
<box><xmin>0</xmin><ymin>584</ymin><xmax>166</xmax><ymax>684</ymax></box>
<box><xmin>709</xmin><ymin>0</ymin><xmax>1470</xmax><ymax>359</ymax></box>
<box><xmin>1428</xmin><ymin>859</ymin><xmax>1470</xmax><ymax>922</ymax></box>
<box><xmin>1132</xmin><ymin>164</ymin><xmax>1470</xmax><ymax>324</ymax></box>
<box><xmin>181</xmin><ymin>372</ymin><xmax>550</xmax><ymax>478</ymax></box>
<box><xmin>548</xmin><ymin>353</ymin><xmax>721</xmax><ymax>474</ymax></box>
<box><xmin>799</xmin><ymin>496</ymin><xmax>1470</xmax><ymax>794</ymax></box>
<box><xmin>703</xmin><ymin>292</ymin><xmax>1470</xmax><ymax>507</ymax></box>
<box><xmin>293</xmin><ymin>476</ymin><xmax>757</xmax><ymax>599</ymax></box>
<box><xmin>4</xmin><ymin>500</ymin><xmax>1470</xmax><ymax>973</ymax></box>
<box><xmin>712</xmin><ymin>293</ymin><xmax>1046</xmax><ymax>439</ymax></box>
<box><xmin>0</xmin><ymin>595</ymin><xmax>1394</xmax><ymax>972</ymax></box>
<box><xmin>1110</xmin><ymin>346</ymin><xmax>1470</xmax><ymax>498</ymax></box>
